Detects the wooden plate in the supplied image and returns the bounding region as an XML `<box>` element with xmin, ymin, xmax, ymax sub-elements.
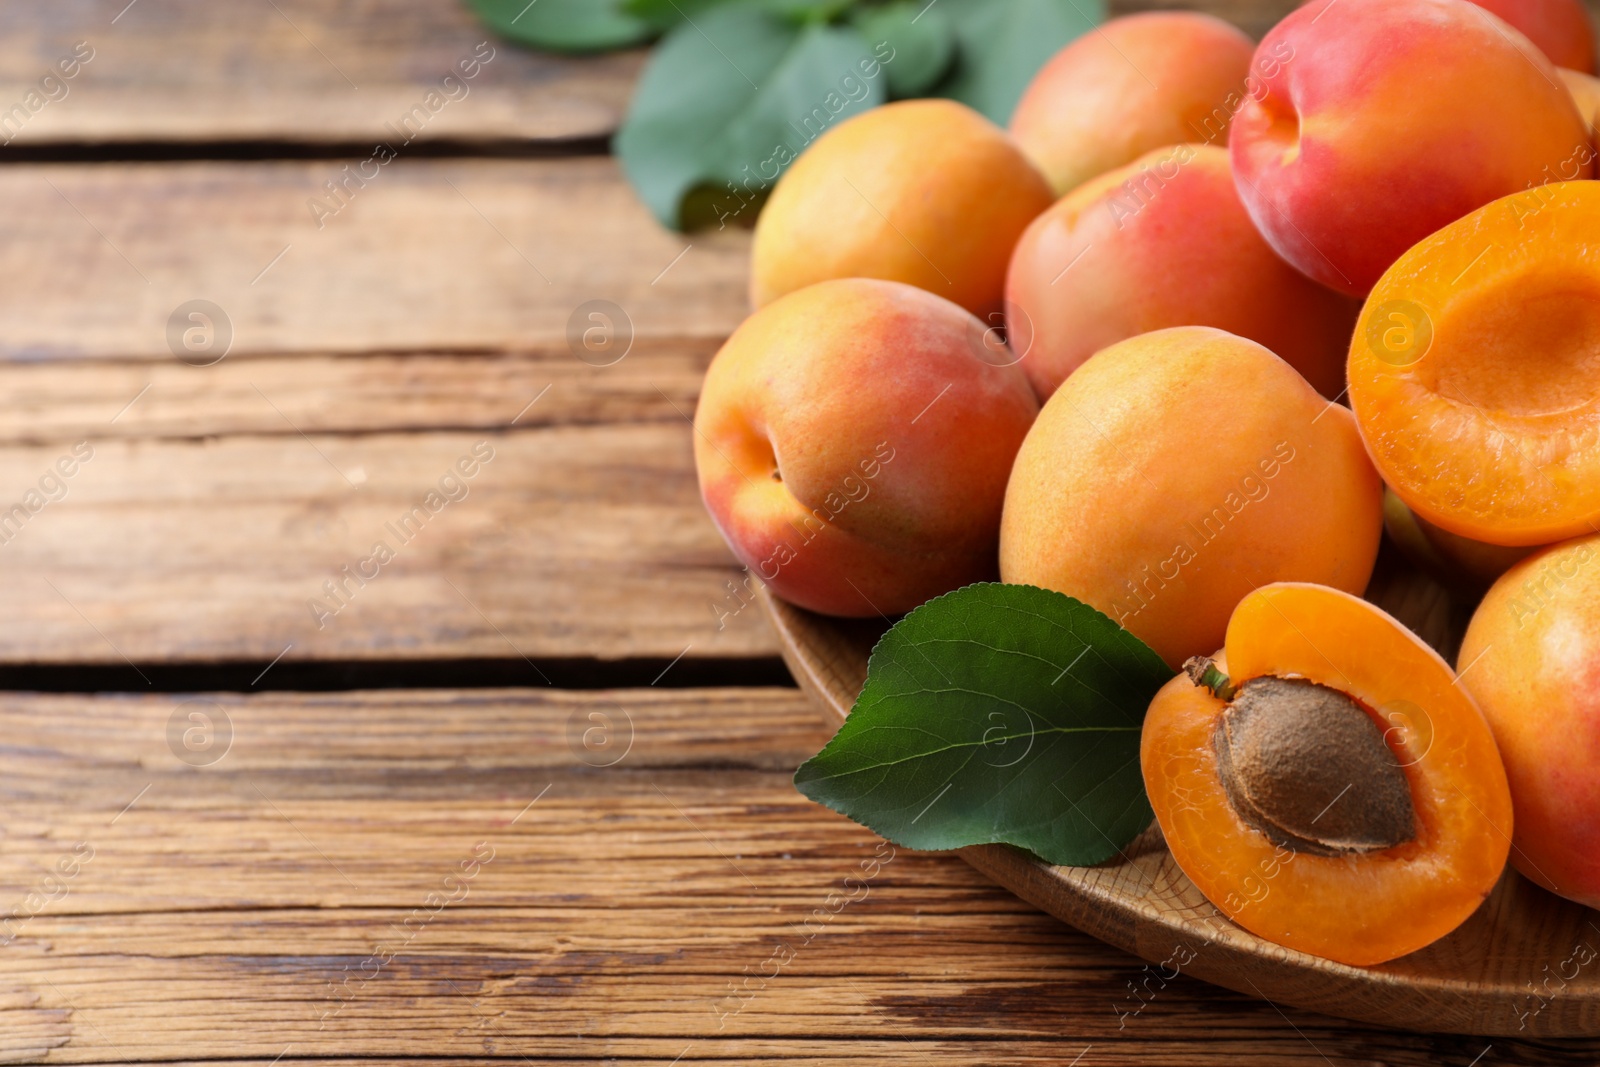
<box><xmin>758</xmin><ymin>555</ymin><xmax>1600</xmax><ymax>1036</ymax></box>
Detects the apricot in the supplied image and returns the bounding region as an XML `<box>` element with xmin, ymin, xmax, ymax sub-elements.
<box><xmin>1468</xmin><ymin>0</ymin><xmax>1595</xmax><ymax>71</ymax></box>
<box><xmin>1008</xmin><ymin>12</ymin><xmax>1255</xmax><ymax>196</ymax></box>
<box><xmin>1230</xmin><ymin>0</ymin><xmax>1592</xmax><ymax>296</ymax></box>
<box><xmin>1349</xmin><ymin>181</ymin><xmax>1600</xmax><ymax>547</ymax></box>
<box><xmin>1383</xmin><ymin>490</ymin><xmax>1536</xmax><ymax>590</ymax></box>
<box><xmin>1005</xmin><ymin>143</ymin><xmax>1358</xmax><ymax>401</ymax></box>
<box><xmin>1561</xmin><ymin>67</ymin><xmax>1600</xmax><ymax>141</ymax></box>
<box><xmin>749</xmin><ymin>100</ymin><xmax>1053</xmax><ymax>321</ymax></box>
<box><xmin>1458</xmin><ymin>535</ymin><xmax>1600</xmax><ymax>909</ymax></box>
<box><xmin>695</xmin><ymin>278</ymin><xmax>1038</xmax><ymax>618</ymax></box>
<box><xmin>1142</xmin><ymin>583</ymin><xmax>1514</xmax><ymax>966</ymax></box>
<box><xmin>998</xmin><ymin>326</ymin><xmax>1383</xmax><ymax>668</ymax></box>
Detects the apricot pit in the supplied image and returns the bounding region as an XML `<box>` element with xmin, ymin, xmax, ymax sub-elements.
<box><xmin>1204</xmin><ymin>671</ymin><xmax>1415</xmax><ymax>858</ymax></box>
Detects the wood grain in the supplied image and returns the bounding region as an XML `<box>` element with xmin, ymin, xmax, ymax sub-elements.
<box><xmin>0</xmin><ymin>422</ymin><xmax>773</xmax><ymax>663</ymax></box>
<box><xmin>0</xmin><ymin>0</ymin><xmax>642</xmax><ymax>146</ymax></box>
<box><xmin>0</xmin><ymin>159</ymin><xmax>748</xmax><ymax>362</ymax></box>
<box><xmin>759</xmin><ymin>572</ymin><xmax>1600</xmax><ymax>1038</ymax></box>
<box><xmin>0</xmin><ymin>159</ymin><xmax>761</xmax><ymax>665</ymax></box>
<box><xmin>0</xmin><ymin>685</ymin><xmax>1594</xmax><ymax>1064</ymax></box>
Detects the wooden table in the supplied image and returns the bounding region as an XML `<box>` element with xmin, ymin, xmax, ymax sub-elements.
<box><xmin>0</xmin><ymin>1</ymin><xmax>1596</xmax><ymax>1063</ymax></box>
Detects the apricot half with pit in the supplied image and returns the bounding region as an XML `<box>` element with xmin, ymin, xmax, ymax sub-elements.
<box><xmin>1142</xmin><ymin>582</ymin><xmax>1514</xmax><ymax>966</ymax></box>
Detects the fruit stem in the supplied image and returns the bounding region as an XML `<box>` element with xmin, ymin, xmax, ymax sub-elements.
<box><xmin>1184</xmin><ymin>656</ymin><xmax>1237</xmax><ymax>701</ymax></box>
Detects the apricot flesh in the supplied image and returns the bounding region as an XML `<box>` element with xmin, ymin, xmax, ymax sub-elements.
<box><xmin>1229</xmin><ymin>0</ymin><xmax>1592</xmax><ymax>296</ymax></box>
<box><xmin>1143</xmin><ymin>583</ymin><xmax>1514</xmax><ymax>966</ymax></box>
<box><xmin>1459</xmin><ymin>535</ymin><xmax>1600</xmax><ymax>909</ymax></box>
<box><xmin>999</xmin><ymin>326</ymin><xmax>1383</xmax><ymax>668</ymax></box>
<box><xmin>1009</xmin><ymin>12</ymin><xmax>1255</xmax><ymax>196</ymax></box>
<box><xmin>695</xmin><ymin>278</ymin><xmax>1038</xmax><ymax>618</ymax></box>
<box><xmin>749</xmin><ymin>99</ymin><xmax>1053</xmax><ymax>321</ymax></box>
<box><xmin>1349</xmin><ymin>181</ymin><xmax>1600</xmax><ymax>547</ymax></box>
<box><xmin>1004</xmin><ymin>143</ymin><xmax>1357</xmax><ymax>401</ymax></box>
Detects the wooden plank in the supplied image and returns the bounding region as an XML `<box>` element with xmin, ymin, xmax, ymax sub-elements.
<box><xmin>0</xmin><ymin>160</ymin><xmax>755</xmax><ymax>664</ymax></box>
<box><xmin>0</xmin><ymin>0</ymin><xmax>641</xmax><ymax>146</ymax></box>
<box><xmin>0</xmin><ymin>159</ymin><xmax>748</xmax><ymax>362</ymax></box>
<box><xmin>0</xmin><ymin>686</ymin><xmax>1588</xmax><ymax>1064</ymax></box>
<box><xmin>0</xmin><ymin>422</ymin><xmax>772</xmax><ymax>663</ymax></box>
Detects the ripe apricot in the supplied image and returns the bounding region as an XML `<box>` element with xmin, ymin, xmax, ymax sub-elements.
<box><xmin>999</xmin><ymin>326</ymin><xmax>1383</xmax><ymax>668</ymax></box>
<box><xmin>749</xmin><ymin>100</ymin><xmax>1053</xmax><ymax>321</ymax></box>
<box><xmin>1230</xmin><ymin>0</ymin><xmax>1592</xmax><ymax>296</ymax></box>
<box><xmin>1008</xmin><ymin>12</ymin><xmax>1255</xmax><ymax>196</ymax></box>
<box><xmin>1459</xmin><ymin>535</ymin><xmax>1600</xmax><ymax>909</ymax></box>
<box><xmin>1004</xmin><ymin>143</ymin><xmax>1357</xmax><ymax>401</ymax></box>
<box><xmin>1561</xmin><ymin>67</ymin><xmax>1600</xmax><ymax>142</ymax></box>
<box><xmin>1349</xmin><ymin>181</ymin><xmax>1600</xmax><ymax>547</ymax></box>
<box><xmin>1467</xmin><ymin>0</ymin><xmax>1595</xmax><ymax>71</ymax></box>
<box><xmin>1142</xmin><ymin>583</ymin><xmax>1514</xmax><ymax>966</ymax></box>
<box><xmin>695</xmin><ymin>278</ymin><xmax>1038</xmax><ymax>618</ymax></box>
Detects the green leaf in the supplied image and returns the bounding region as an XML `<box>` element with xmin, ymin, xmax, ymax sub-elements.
<box><xmin>852</xmin><ymin>1</ymin><xmax>954</xmax><ymax>98</ymax></box>
<box><xmin>622</xmin><ymin>0</ymin><xmax>850</xmax><ymax>33</ymax></box>
<box><xmin>934</xmin><ymin>0</ymin><xmax>1103</xmax><ymax>123</ymax></box>
<box><xmin>794</xmin><ymin>583</ymin><xmax>1167</xmax><ymax>866</ymax></box>
<box><xmin>614</xmin><ymin>4</ymin><xmax>888</xmax><ymax>229</ymax></box>
<box><xmin>464</xmin><ymin>0</ymin><xmax>656</xmax><ymax>52</ymax></box>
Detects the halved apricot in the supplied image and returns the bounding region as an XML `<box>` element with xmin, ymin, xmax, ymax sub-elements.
<box><xmin>1141</xmin><ymin>583</ymin><xmax>1513</xmax><ymax>966</ymax></box>
<box><xmin>1349</xmin><ymin>180</ymin><xmax>1600</xmax><ymax>547</ymax></box>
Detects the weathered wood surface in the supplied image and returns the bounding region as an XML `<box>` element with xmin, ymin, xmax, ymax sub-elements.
<box><xmin>0</xmin><ymin>0</ymin><xmax>642</xmax><ymax>146</ymax></box>
<box><xmin>0</xmin><ymin>161</ymin><xmax>747</xmax><ymax>362</ymax></box>
<box><xmin>0</xmin><ymin>686</ymin><xmax>1593</xmax><ymax>1065</ymax></box>
<box><xmin>0</xmin><ymin>159</ymin><xmax>766</xmax><ymax>664</ymax></box>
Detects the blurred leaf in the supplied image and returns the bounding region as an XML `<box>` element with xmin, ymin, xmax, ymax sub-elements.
<box><xmin>464</xmin><ymin>0</ymin><xmax>656</xmax><ymax>51</ymax></box>
<box><xmin>794</xmin><ymin>583</ymin><xmax>1166</xmax><ymax>866</ymax></box>
<box><xmin>615</xmin><ymin>4</ymin><xmax>887</xmax><ymax>229</ymax></box>
<box><xmin>852</xmin><ymin>1</ymin><xmax>954</xmax><ymax>97</ymax></box>
<box><xmin>935</xmin><ymin>0</ymin><xmax>1103</xmax><ymax>123</ymax></box>
<box><xmin>623</xmin><ymin>0</ymin><xmax>851</xmax><ymax>33</ymax></box>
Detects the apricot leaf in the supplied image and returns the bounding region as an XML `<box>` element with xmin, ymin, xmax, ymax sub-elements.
<box><xmin>852</xmin><ymin>1</ymin><xmax>955</xmax><ymax>97</ymax></box>
<box><xmin>614</xmin><ymin>4</ymin><xmax>885</xmax><ymax>229</ymax></box>
<box><xmin>794</xmin><ymin>583</ymin><xmax>1166</xmax><ymax>866</ymax></box>
<box><xmin>934</xmin><ymin>0</ymin><xmax>1104</xmax><ymax>123</ymax></box>
<box><xmin>464</xmin><ymin>0</ymin><xmax>655</xmax><ymax>52</ymax></box>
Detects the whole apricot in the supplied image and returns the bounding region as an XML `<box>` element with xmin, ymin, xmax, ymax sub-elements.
<box><xmin>999</xmin><ymin>326</ymin><xmax>1383</xmax><ymax>668</ymax></box>
<box><xmin>1144</xmin><ymin>583</ymin><xmax>1513</xmax><ymax>966</ymax></box>
<box><xmin>749</xmin><ymin>100</ymin><xmax>1053</xmax><ymax>321</ymax></box>
<box><xmin>1459</xmin><ymin>535</ymin><xmax>1600</xmax><ymax>909</ymax></box>
<box><xmin>1005</xmin><ymin>143</ymin><xmax>1357</xmax><ymax>401</ymax></box>
<box><xmin>1467</xmin><ymin>0</ymin><xmax>1595</xmax><ymax>71</ymax></box>
<box><xmin>696</xmin><ymin>278</ymin><xmax>1038</xmax><ymax>618</ymax></box>
<box><xmin>1561</xmin><ymin>67</ymin><xmax>1600</xmax><ymax>141</ymax></box>
<box><xmin>1009</xmin><ymin>12</ymin><xmax>1255</xmax><ymax>196</ymax></box>
<box><xmin>1230</xmin><ymin>0</ymin><xmax>1592</xmax><ymax>296</ymax></box>
<box><xmin>1349</xmin><ymin>181</ymin><xmax>1600</xmax><ymax>547</ymax></box>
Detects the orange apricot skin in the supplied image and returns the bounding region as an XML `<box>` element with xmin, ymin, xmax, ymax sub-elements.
<box><xmin>1004</xmin><ymin>143</ymin><xmax>1357</xmax><ymax>401</ymax></box>
<box><xmin>749</xmin><ymin>100</ymin><xmax>1053</xmax><ymax>321</ymax></box>
<box><xmin>1008</xmin><ymin>12</ymin><xmax>1255</xmax><ymax>196</ymax></box>
<box><xmin>695</xmin><ymin>278</ymin><xmax>1038</xmax><ymax>618</ymax></box>
<box><xmin>1142</xmin><ymin>583</ymin><xmax>1514</xmax><ymax>967</ymax></box>
<box><xmin>1458</xmin><ymin>536</ymin><xmax>1600</xmax><ymax>909</ymax></box>
<box><xmin>1468</xmin><ymin>0</ymin><xmax>1595</xmax><ymax>71</ymax></box>
<box><xmin>1349</xmin><ymin>181</ymin><xmax>1600</xmax><ymax>547</ymax></box>
<box><xmin>1561</xmin><ymin>68</ymin><xmax>1600</xmax><ymax>143</ymax></box>
<box><xmin>1230</xmin><ymin>0</ymin><xmax>1592</xmax><ymax>296</ymax></box>
<box><xmin>999</xmin><ymin>326</ymin><xmax>1382</xmax><ymax>669</ymax></box>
